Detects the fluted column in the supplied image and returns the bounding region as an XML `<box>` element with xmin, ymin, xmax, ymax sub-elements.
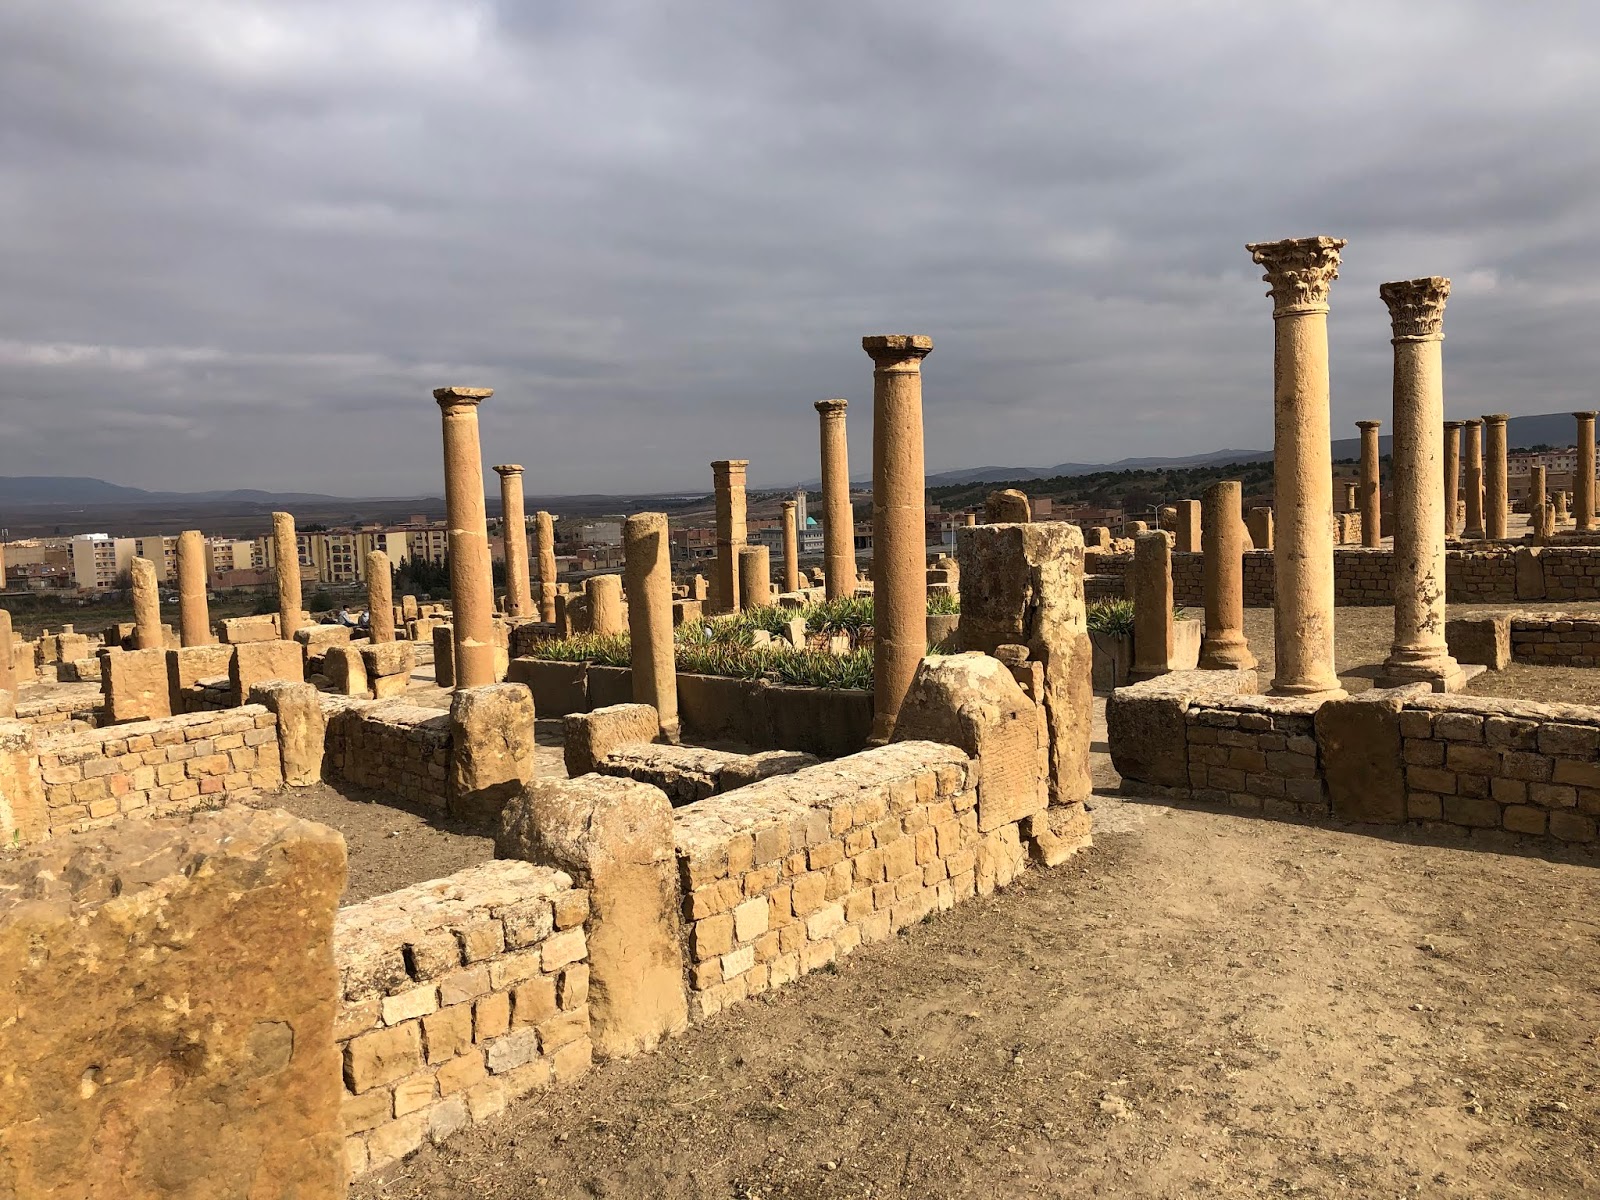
<box><xmin>710</xmin><ymin>459</ymin><xmax>748</xmax><ymax>615</ymax></box>
<box><xmin>814</xmin><ymin>399</ymin><xmax>858</xmax><ymax>599</ymax></box>
<box><xmin>1575</xmin><ymin>412</ymin><xmax>1597</xmax><ymax>533</ymax></box>
<box><xmin>624</xmin><ymin>513</ymin><xmax>678</xmax><ymax>741</ymax></box>
<box><xmin>493</xmin><ymin>464</ymin><xmax>532</xmax><ymax>619</ymax></box>
<box><xmin>367</xmin><ymin>550</ymin><xmax>394</xmax><ymax>643</ymax></box>
<box><xmin>435</xmin><ymin>386</ymin><xmax>496</xmax><ymax>689</ymax></box>
<box><xmin>1379</xmin><ymin>277</ymin><xmax>1462</xmax><ymax>691</ymax></box>
<box><xmin>130</xmin><ymin>557</ymin><xmax>162</xmax><ymax>650</ymax></box>
<box><xmin>1443</xmin><ymin>420</ymin><xmax>1463</xmax><ymax>538</ymax></box>
<box><xmin>780</xmin><ymin>499</ymin><xmax>801</xmax><ymax>593</ymax></box>
<box><xmin>535</xmin><ymin>511</ymin><xmax>557</xmax><ymax>623</ymax></box>
<box><xmin>1198</xmin><ymin>481</ymin><xmax>1255</xmax><ymax>670</ymax></box>
<box><xmin>271</xmin><ymin>511</ymin><xmax>304</xmax><ymax>640</ymax></box>
<box><xmin>1483</xmin><ymin>414</ymin><xmax>1510</xmax><ymax>540</ymax></box>
<box><xmin>1464</xmin><ymin>419</ymin><xmax>1485</xmax><ymax>538</ymax></box>
<box><xmin>1245</xmin><ymin>236</ymin><xmax>1345</xmax><ymax>698</ymax></box>
<box><xmin>1357</xmin><ymin>420</ymin><xmax>1382</xmax><ymax>548</ymax></box>
<box><xmin>864</xmin><ymin>334</ymin><xmax>933</xmax><ymax>742</ymax></box>
<box><xmin>176</xmin><ymin>529</ymin><xmax>211</xmax><ymax>647</ymax></box>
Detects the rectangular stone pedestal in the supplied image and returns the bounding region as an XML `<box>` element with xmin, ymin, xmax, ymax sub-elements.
<box><xmin>1375</xmin><ymin>662</ymin><xmax>1486</xmax><ymax>694</ymax></box>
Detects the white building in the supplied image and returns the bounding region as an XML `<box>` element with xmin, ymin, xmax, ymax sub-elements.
<box><xmin>70</xmin><ymin>534</ymin><xmax>136</xmax><ymax>592</ymax></box>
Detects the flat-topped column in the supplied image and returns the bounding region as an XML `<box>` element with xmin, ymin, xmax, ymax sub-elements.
<box><xmin>1530</xmin><ymin>465</ymin><xmax>1550</xmax><ymax>542</ymax></box>
<box><xmin>1357</xmin><ymin>420</ymin><xmax>1383</xmax><ymax>548</ymax></box>
<box><xmin>1576</xmin><ymin>412</ymin><xmax>1597</xmax><ymax>532</ymax></box>
<box><xmin>1246</xmin><ymin>235</ymin><xmax>1346</xmax><ymax>698</ymax></box>
<box><xmin>863</xmin><ymin>334</ymin><xmax>933</xmax><ymax>742</ymax></box>
<box><xmin>1198</xmin><ymin>481</ymin><xmax>1255</xmax><ymax>671</ymax></box>
<box><xmin>624</xmin><ymin>513</ymin><xmax>679</xmax><ymax>741</ymax></box>
<box><xmin>1379</xmin><ymin>277</ymin><xmax>1463</xmax><ymax>691</ymax></box>
<box><xmin>814</xmin><ymin>399</ymin><xmax>858</xmax><ymax>599</ymax></box>
<box><xmin>737</xmin><ymin>544</ymin><xmax>771</xmax><ymax>610</ymax></box>
<box><xmin>494</xmin><ymin>464</ymin><xmax>532</xmax><ymax>619</ymax></box>
<box><xmin>586</xmin><ymin>575</ymin><xmax>624</xmax><ymax>636</ymax></box>
<box><xmin>1443</xmin><ymin>421</ymin><xmax>1464</xmax><ymax>537</ymax></box>
<box><xmin>366</xmin><ymin>550</ymin><xmax>394</xmax><ymax>643</ymax></box>
<box><xmin>780</xmin><ymin>499</ymin><xmax>801</xmax><ymax>593</ymax></box>
<box><xmin>175</xmin><ymin>529</ymin><xmax>211</xmax><ymax>647</ymax></box>
<box><xmin>130</xmin><ymin>557</ymin><xmax>162</xmax><ymax>650</ymax></box>
<box><xmin>1483</xmin><ymin>414</ymin><xmax>1509</xmax><ymax>540</ymax></box>
<box><xmin>1129</xmin><ymin>532</ymin><xmax>1174</xmax><ymax>681</ymax></box>
<box><xmin>1464</xmin><ymin>418</ymin><xmax>1485</xmax><ymax>538</ymax></box>
<box><xmin>1174</xmin><ymin>499</ymin><xmax>1201</xmax><ymax>552</ymax></box>
<box><xmin>435</xmin><ymin>386</ymin><xmax>497</xmax><ymax>688</ymax></box>
<box><xmin>710</xmin><ymin>459</ymin><xmax>748</xmax><ymax>615</ymax></box>
<box><xmin>271</xmin><ymin>511</ymin><xmax>304</xmax><ymax>640</ymax></box>
<box><xmin>1246</xmin><ymin>506</ymin><xmax>1274</xmax><ymax>551</ymax></box>
<box><xmin>535</xmin><ymin>511</ymin><xmax>558</xmax><ymax>623</ymax></box>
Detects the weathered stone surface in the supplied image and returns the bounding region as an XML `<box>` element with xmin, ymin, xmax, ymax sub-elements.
<box><xmin>102</xmin><ymin>647</ymin><xmax>173</xmax><ymax>723</ymax></box>
<box><xmin>166</xmin><ymin>644</ymin><xmax>233</xmax><ymax>711</ymax></box>
<box><xmin>218</xmin><ymin>613</ymin><xmax>279</xmax><ymax>644</ymax></box>
<box><xmin>1316</xmin><ymin>688</ymin><xmax>1412</xmax><ymax>823</ymax></box>
<box><xmin>498</xmin><ymin>775</ymin><xmax>689</xmax><ymax>1058</ymax></box>
<box><xmin>295</xmin><ymin>624</ymin><xmax>352</xmax><ymax>652</ymax></box>
<box><xmin>449</xmin><ymin>684</ymin><xmax>537</xmax><ymax>824</ymax></box>
<box><xmin>0</xmin><ymin>809</ymin><xmax>347</xmax><ymax>1198</ymax></box>
<box><xmin>433</xmin><ymin>624</ymin><xmax>455</xmax><ymax>689</ymax></box>
<box><xmin>1447</xmin><ymin>614</ymin><xmax>1511</xmax><ymax>670</ymax></box>
<box><xmin>0</xmin><ymin>720</ymin><xmax>46</xmax><ymax>844</ymax></box>
<box><xmin>324</xmin><ymin>643</ymin><xmax>370</xmax><ymax>697</ymax></box>
<box><xmin>983</xmin><ymin>488</ymin><xmax>1031</xmax><ymax>523</ymax></box>
<box><xmin>1515</xmin><ymin>546</ymin><xmax>1546</xmax><ymax>601</ymax></box>
<box><xmin>361</xmin><ymin>640</ymin><xmax>415</xmax><ymax>699</ymax></box>
<box><xmin>565</xmin><ymin>702</ymin><xmax>659</xmax><ymax>777</ymax></box>
<box><xmin>230</xmin><ymin>639</ymin><xmax>304</xmax><ymax>705</ymax></box>
<box><xmin>249</xmin><ymin>680</ymin><xmax>327</xmax><ymax>786</ymax></box>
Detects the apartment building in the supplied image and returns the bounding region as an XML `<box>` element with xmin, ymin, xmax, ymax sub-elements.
<box><xmin>70</xmin><ymin>534</ymin><xmax>136</xmax><ymax>591</ymax></box>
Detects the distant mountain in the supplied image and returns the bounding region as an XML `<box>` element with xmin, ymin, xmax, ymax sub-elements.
<box><xmin>1330</xmin><ymin>411</ymin><xmax>1586</xmax><ymax>461</ymax></box>
<box><xmin>0</xmin><ymin>476</ymin><xmax>429</xmax><ymax>507</ymax></box>
<box><xmin>920</xmin><ymin>448</ymin><xmax>1273</xmax><ymax>488</ymax></box>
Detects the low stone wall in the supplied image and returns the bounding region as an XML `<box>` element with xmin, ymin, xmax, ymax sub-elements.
<box><xmin>333</xmin><ymin>861</ymin><xmax>593</xmax><ymax>1176</ymax></box>
<box><xmin>1509</xmin><ymin>614</ymin><xmax>1600</xmax><ymax>666</ymax></box>
<box><xmin>13</xmin><ymin>687</ymin><xmax>101</xmax><ymax>729</ymax></box>
<box><xmin>323</xmin><ymin>700</ymin><xmax>451</xmax><ymax>809</ymax></box>
<box><xmin>179</xmin><ymin>675</ymin><xmax>232</xmax><ymax>713</ymax></box>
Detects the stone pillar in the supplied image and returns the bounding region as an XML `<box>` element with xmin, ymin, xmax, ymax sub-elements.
<box><xmin>863</xmin><ymin>335</ymin><xmax>933</xmax><ymax>742</ymax></box>
<box><xmin>1340</xmin><ymin>481</ymin><xmax>1358</xmax><ymax>514</ymax></box>
<box><xmin>0</xmin><ymin>608</ymin><xmax>15</xmax><ymax>709</ymax></box>
<box><xmin>1173</xmin><ymin>499</ymin><xmax>1201</xmax><ymax>552</ymax></box>
<box><xmin>130</xmin><ymin>556</ymin><xmax>163</xmax><ymax>651</ymax></box>
<box><xmin>710</xmin><ymin>459</ymin><xmax>748</xmax><ymax>615</ymax></box>
<box><xmin>1246</xmin><ymin>235</ymin><xmax>1346</xmax><ymax>699</ymax></box>
<box><xmin>814</xmin><ymin>399</ymin><xmax>858</xmax><ymax>600</ymax></box>
<box><xmin>535</xmin><ymin>511</ymin><xmax>558</xmax><ymax>623</ymax></box>
<box><xmin>1483</xmin><ymin>413</ymin><xmax>1510</xmax><ymax>540</ymax></box>
<box><xmin>1575</xmin><ymin>412</ymin><xmax>1597</xmax><ymax>533</ymax></box>
<box><xmin>1557</xmin><ymin>490</ymin><xmax>1571</xmax><ymax>526</ymax></box>
<box><xmin>175</xmin><ymin>529</ymin><xmax>212</xmax><ymax>647</ymax></box>
<box><xmin>984</xmin><ymin>490</ymin><xmax>1031</xmax><ymax>523</ymax></box>
<box><xmin>624</xmin><ymin>513</ymin><xmax>679</xmax><ymax>742</ymax></box>
<box><xmin>494</xmin><ymin>464</ymin><xmax>533</xmax><ymax>619</ymax></box>
<box><xmin>1464</xmin><ymin>418</ymin><xmax>1485</xmax><ymax>538</ymax></box>
<box><xmin>964</xmin><ymin>513</ymin><xmax>976</xmax><ymax>527</ymax></box>
<box><xmin>586</xmin><ymin>574</ymin><xmax>625</xmax><ymax>636</ymax></box>
<box><xmin>780</xmin><ymin>499</ymin><xmax>801</xmax><ymax>593</ymax></box>
<box><xmin>435</xmin><ymin>386</ymin><xmax>497</xmax><ymax>688</ymax></box>
<box><xmin>1529</xmin><ymin>465</ymin><xmax>1549</xmax><ymax>543</ymax></box>
<box><xmin>737</xmin><ymin>544</ymin><xmax>771</xmax><ymax>609</ymax></box>
<box><xmin>271</xmin><ymin>511</ymin><xmax>303</xmax><ymax>640</ymax></box>
<box><xmin>1129</xmin><ymin>532</ymin><xmax>1174</xmax><ymax>681</ymax></box>
<box><xmin>366</xmin><ymin>550</ymin><xmax>394</xmax><ymax>643</ymax></box>
<box><xmin>1357</xmin><ymin>420</ymin><xmax>1383</xmax><ymax>549</ymax></box>
<box><xmin>1246</xmin><ymin>507</ymin><xmax>1274</xmax><ymax>551</ymax></box>
<box><xmin>1443</xmin><ymin>420</ymin><xmax>1464</xmax><ymax>538</ymax></box>
<box><xmin>1379</xmin><ymin>277</ymin><xmax>1463</xmax><ymax>691</ymax></box>
<box><xmin>1198</xmin><ymin>481</ymin><xmax>1255</xmax><ymax>671</ymax></box>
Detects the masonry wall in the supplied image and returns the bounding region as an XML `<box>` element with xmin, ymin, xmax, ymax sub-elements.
<box><xmin>13</xmin><ymin>689</ymin><xmax>100</xmax><ymax>729</ymax></box>
<box><xmin>333</xmin><ymin>861</ymin><xmax>593</xmax><ymax>1177</ymax></box>
<box><xmin>323</xmin><ymin>701</ymin><xmax>452</xmax><ymax>808</ymax></box>
<box><xmin>1510</xmin><ymin>615</ymin><xmax>1600</xmax><ymax>666</ymax></box>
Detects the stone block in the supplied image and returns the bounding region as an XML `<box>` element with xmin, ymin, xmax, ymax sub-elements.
<box><xmin>323</xmin><ymin>644</ymin><xmax>369</xmax><ymax>697</ymax></box>
<box><xmin>218</xmin><ymin>614</ymin><xmax>279</xmax><ymax>644</ymax></box>
<box><xmin>247</xmin><ymin>681</ymin><xmax>324</xmax><ymax>786</ymax></box>
<box><xmin>1514</xmin><ymin>547</ymin><xmax>1546</xmax><ymax>600</ymax></box>
<box><xmin>1446</xmin><ymin>615</ymin><xmax>1510</xmax><ymax>670</ymax></box>
<box><xmin>361</xmin><ymin>641</ymin><xmax>415</xmax><ymax>699</ymax></box>
<box><xmin>433</xmin><ymin>624</ymin><xmax>455</xmax><ymax>689</ymax></box>
<box><xmin>564</xmin><ymin>702</ymin><xmax>660</xmax><ymax>777</ymax></box>
<box><xmin>1316</xmin><ymin>688</ymin><xmax>1408</xmax><ymax>823</ymax></box>
<box><xmin>0</xmin><ymin>721</ymin><xmax>46</xmax><ymax>845</ymax></box>
<box><xmin>230</xmin><ymin>639</ymin><xmax>303</xmax><ymax>705</ymax></box>
<box><xmin>294</xmin><ymin>624</ymin><xmax>351</xmax><ymax>652</ymax></box>
<box><xmin>166</xmin><ymin>644</ymin><xmax>234</xmax><ymax>712</ymax></box>
<box><xmin>102</xmin><ymin>647</ymin><xmax>173</xmax><ymax>723</ymax></box>
<box><xmin>448</xmin><ymin>684</ymin><xmax>537</xmax><ymax>824</ymax></box>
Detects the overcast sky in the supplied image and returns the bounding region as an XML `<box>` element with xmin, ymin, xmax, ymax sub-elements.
<box><xmin>3</xmin><ymin>1</ymin><xmax>1599</xmax><ymax>497</ymax></box>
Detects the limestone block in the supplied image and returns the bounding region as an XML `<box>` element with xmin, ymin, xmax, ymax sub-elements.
<box><xmin>402</xmin><ymin>595</ymin><xmax>420</xmax><ymax>621</ymax></box>
<box><xmin>1315</xmin><ymin>688</ymin><xmax>1417</xmax><ymax>824</ymax></box>
<box><xmin>1446</xmin><ymin>615</ymin><xmax>1511</xmax><ymax>670</ymax></box>
<box><xmin>167</xmin><ymin>644</ymin><xmax>234</xmax><ymax>711</ymax></box>
<box><xmin>0</xmin><ymin>809</ymin><xmax>347</xmax><ymax>1198</ymax></box>
<box><xmin>103</xmin><ymin>647</ymin><xmax>173</xmax><ymax>723</ymax></box>
<box><xmin>294</xmin><ymin>624</ymin><xmax>352</xmax><ymax>652</ymax></box>
<box><xmin>1515</xmin><ymin>547</ymin><xmax>1546</xmax><ymax>601</ymax></box>
<box><xmin>498</xmin><ymin>776</ymin><xmax>688</xmax><ymax>1058</ymax></box>
<box><xmin>1023</xmin><ymin>804</ymin><xmax>1092</xmax><ymax>866</ymax></box>
<box><xmin>0</xmin><ymin>720</ymin><xmax>46</xmax><ymax>845</ymax></box>
<box><xmin>361</xmin><ymin>641</ymin><xmax>415</xmax><ymax>699</ymax></box>
<box><xmin>218</xmin><ymin>614</ymin><xmax>279</xmax><ymax>644</ymax></box>
<box><xmin>984</xmin><ymin>489</ymin><xmax>1031</xmax><ymax>523</ymax></box>
<box><xmin>672</xmin><ymin>600</ymin><xmax>703</xmax><ymax>628</ymax></box>
<box><xmin>323</xmin><ymin>644</ymin><xmax>370</xmax><ymax>697</ymax></box>
<box><xmin>433</xmin><ymin>624</ymin><xmax>455</xmax><ymax>689</ymax></box>
<box><xmin>230</xmin><ymin>639</ymin><xmax>304</xmax><ymax>705</ymax></box>
<box><xmin>249</xmin><ymin>681</ymin><xmax>326</xmax><ymax>786</ymax></box>
<box><xmin>564</xmin><ymin>703</ymin><xmax>660</xmax><ymax>777</ymax></box>
<box><xmin>448</xmin><ymin>684</ymin><xmax>536</xmax><ymax>824</ymax></box>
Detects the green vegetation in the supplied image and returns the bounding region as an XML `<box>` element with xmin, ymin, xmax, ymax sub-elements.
<box><xmin>925</xmin><ymin>590</ymin><xmax>961</xmax><ymax>616</ymax></box>
<box><xmin>1085</xmin><ymin>598</ymin><xmax>1135</xmax><ymax>637</ymax></box>
<box><xmin>928</xmin><ymin>459</ymin><xmax>1275</xmax><ymax>514</ymax></box>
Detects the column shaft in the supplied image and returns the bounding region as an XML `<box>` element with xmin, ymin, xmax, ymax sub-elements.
<box><xmin>815</xmin><ymin>400</ymin><xmax>858</xmax><ymax>599</ymax></box>
<box><xmin>271</xmin><ymin>511</ymin><xmax>303</xmax><ymax>640</ymax></box>
<box><xmin>1484</xmin><ymin>415</ymin><xmax>1509</xmax><ymax>540</ymax></box>
<box><xmin>1198</xmin><ymin>481</ymin><xmax>1254</xmax><ymax>670</ymax></box>
<box><xmin>711</xmin><ymin>460</ymin><xmax>748</xmax><ymax>615</ymax></box>
<box><xmin>535</xmin><ymin>512</ymin><xmax>558</xmax><ymax>623</ymax></box>
<box><xmin>1464</xmin><ymin>419</ymin><xmax>1485</xmax><ymax>537</ymax></box>
<box><xmin>737</xmin><ymin>545</ymin><xmax>771</xmax><ymax>610</ymax></box>
<box><xmin>1576</xmin><ymin>413</ymin><xmax>1597</xmax><ymax>532</ymax></box>
<box><xmin>435</xmin><ymin>387</ymin><xmax>496</xmax><ymax>688</ymax></box>
<box><xmin>176</xmin><ymin>529</ymin><xmax>211</xmax><ymax>647</ymax></box>
<box><xmin>494</xmin><ymin>466</ymin><xmax>532</xmax><ymax>619</ymax></box>
<box><xmin>624</xmin><ymin>513</ymin><xmax>679</xmax><ymax>741</ymax></box>
<box><xmin>1443</xmin><ymin>421</ymin><xmax>1463</xmax><ymax>538</ymax></box>
<box><xmin>130</xmin><ymin>557</ymin><xmax>162</xmax><ymax>650</ymax></box>
<box><xmin>1129</xmin><ymin>532</ymin><xmax>1174</xmax><ymax>679</ymax></box>
<box><xmin>367</xmin><ymin>550</ymin><xmax>395</xmax><ymax>643</ymax></box>
<box><xmin>781</xmin><ymin>500</ymin><xmax>800</xmax><ymax>593</ymax></box>
<box><xmin>1357</xmin><ymin>421</ymin><xmax>1382</xmax><ymax>548</ymax></box>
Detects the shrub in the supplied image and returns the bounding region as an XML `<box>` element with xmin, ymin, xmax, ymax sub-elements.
<box><xmin>1086</xmin><ymin>598</ymin><xmax>1135</xmax><ymax>637</ymax></box>
<box><xmin>926</xmin><ymin>591</ymin><xmax>961</xmax><ymax>615</ymax></box>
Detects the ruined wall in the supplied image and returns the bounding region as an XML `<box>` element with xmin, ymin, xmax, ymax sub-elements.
<box><xmin>1510</xmin><ymin>615</ymin><xmax>1600</xmax><ymax>667</ymax></box>
<box><xmin>13</xmin><ymin>688</ymin><xmax>100</xmax><ymax>729</ymax></box>
<box><xmin>334</xmin><ymin>861</ymin><xmax>592</xmax><ymax>1176</ymax></box>
<box><xmin>323</xmin><ymin>700</ymin><xmax>451</xmax><ymax>807</ymax></box>
<box><xmin>1180</xmin><ymin>697</ymin><xmax>1327</xmax><ymax>819</ymax></box>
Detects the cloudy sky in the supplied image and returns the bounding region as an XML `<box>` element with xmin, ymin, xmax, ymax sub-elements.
<box><xmin>3</xmin><ymin>1</ymin><xmax>1599</xmax><ymax>497</ymax></box>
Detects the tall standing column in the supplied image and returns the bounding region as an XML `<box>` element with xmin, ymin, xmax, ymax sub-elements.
<box><xmin>1357</xmin><ymin>420</ymin><xmax>1383</xmax><ymax>548</ymax></box>
<box><xmin>493</xmin><ymin>464</ymin><xmax>532</xmax><ymax>619</ymax></box>
<box><xmin>1246</xmin><ymin>236</ymin><xmax>1346</xmax><ymax>699</ymax></box>
<box><xmin>271</xmin><ymin>512</ymin><xmax>303</xmax><ymax>641</ymax></box>
<box><xmin>175</xmin><ymin>530</ymin><xmax>211</xmax><ymax>647</ymax></box>
<box><xmin>1198</xmin><ymin>481</ymin><xmax>1255</xmax><ymax>670</ymax></box>
<box><xmin>863</xmin><ymin>335</ymin><xmax>933</xmax><ymax>742</ymax></box>
<box><xmin>367</xmin><ymin>550</ymin><xmax>394</xmax><ymax>643</ymax></box>
<box><xmin>1379</xmin><ymin>277</ymin><xmax>1463</xmax><ymax>691</ymax></box>
<box><xmin>1464</xmin><ymin>418</ymin><xmax>1485</xmax><ymax>538</ymax></box>
<box><xmin>1575</xmin><ymin>412</ymin><xmax>1597</xmax><ymax>532</ymax></box>
<box><xmin>1442</xmin><ymin>421</ymin><xmax>1464</xmax><ymax>538</ymax></box>
<box><xmin>710</xmin><ymin>460</ymin><xmax>748</xmax><ymax>615</ymax></box>
<box><xmin>780</xmin><ymin>499</ymin><xmax>801</xmax><ymax>593</ymax></box>
<box><xmin>434</xmin><ymin>386</ymin><xmax>496</xmax><ymax>689</ymax></box>
<box><xmin>814</xmin><ymin>399</ymin><xmax>859</xmax><ymax>600</ymax></box>
<box><xmin>1483</xmin><ymin>414</ymin><xmax>1510</xmax><ymax>540</ymax></box>
<box><xmin>130</xmin><ymin>558</ymin><xmax>162</xmax><ymax>650</ymax></box>
<box><xmin>1129</xmin><ymin>532</ymin><xmax>1175</xmax><ymax>681</ymax></box>
<box><xmin>535</xmin><ymin>511</ymin><xmax>558</xmax><ymax>623</ymax></box>
<box><xmin>624</xmin><ymin>513</ymin><xmax>679</xmax><ymax>741</ymax></box>
<box><xmin>1529</xmin><ymin>465</ymin><xmax>1549</xmax><ymax>541</ymax></box>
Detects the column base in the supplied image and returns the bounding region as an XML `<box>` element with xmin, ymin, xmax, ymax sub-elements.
<box><xmin>1463</xmin><ymin>526</ymin><xmax>1485</xmax><ymax>539</ymax></box>
<box><xmin>1267</xmin><ymin>676</ymin><xmax>1346</xmax><ymax>701</ymax></box>
<box><xmin>1376</xmin><ymin>657</ymin><xmax>1481</xmax><ymax>694</ymax></box>
<box><xmin>1197</xmin><ymin>638</ymin><xmax>1257</xmax><ymax>672</ymax></box>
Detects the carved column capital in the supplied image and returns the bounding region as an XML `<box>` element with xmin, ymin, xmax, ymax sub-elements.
<box><xmin>1245</xmin><ymin>236</ymin><xmax>1347</xmax><ymax>316</ymax></box>
<box><xmin>1379</xmin><ymin>277</ymin><xmax>1450</xmax><ymax>342</ymax></box>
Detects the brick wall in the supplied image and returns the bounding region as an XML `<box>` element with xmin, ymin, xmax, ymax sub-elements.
<box><xmin>179</xmin><ymin>677</ymin><xmax>232</xmax><ymax>713</ymax></box>
<box><xmin>1510</xmin><ymin>615</ymin><xmax>1600</xmax><ymax>666</ymax></box>
<box><xmin>323</xmin><ymin>700</ymin><xmax>451</xmax><ymax>808</ymax></box>
<box><xmin>333</xmin><ymin>861</ymin><xmax>593</xmax><ymax>1176</ymax></box>
<box><xmin>1181</xmin><ymin>697</ymin><xmax>1327</xmax><ymax>818</ymax></box>
<box><xmin>12</xmin><ymin>690</ymin><xmax>100</xmax><ymax>729</ymax></box>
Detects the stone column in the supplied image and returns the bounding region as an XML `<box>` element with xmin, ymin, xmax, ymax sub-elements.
<box><xmin>435</xmin><ymin>386</ymin><xmax>497</xmax><ymax>689</ymax></box>
<box><xmin>1129</xmin><ymin>532</ymin><xmax>1174</xmax><ymax>681</ymax></box>
<box><xmin>1246</xmin><ymin>235</ymin><xmax>1346</xmax><ymax>698</ymax></box>
<box><xmin>1464</xmin><ymin>418</ymin><xmax>1485</xmax><ymax>538</ymax></box>
<box><xmin>535</xmin><ymin>511</ymin><xmax>558</xmax><ymax>623</ymax></box>
<box><xmin>624</xmin><ymin>513</ymin><xmax>678</xmax><ymax>741</ymax></box>
<box><xmin>366</xmin><ymin>550</ymin><xmax>394</xmax><ymax>643</ymax></box>
<box><xmin>1442</xmin><ymin>420</ymin><xmax>1464</xmax><ymax>538</ymax></box>
<box><xmin>175</xmin><ymin>529</ymin><xmax>211</xmax><ymax>647</ymax></box>
<box><xmin>737</xmin><ymin>544</ymin><xmax>771</xmax><ymax>609</ymax></box>
<box><xmin>493</xmin><ymin>464</ymin><xmax>532</xmax><ymax>619</ymax></box>
<box><xmin>271</xmin><ymin>511</ymin><xmax>303</xmax><ymax>640</ymax></box>
<box><xmin>1198</xmin><ymin>481</ymin><xmax>1255</xmax><ymax>670</ymax></box>
<box><xmin>780</xmin><ymin>499</ymin><xmax>801</xmax><ymax>593</ymax></box>
<box><xmin>1340</xmin><ymin>481</ymin><xmax>1358</xmax><ymax>514</ymax></box>
<box><xmin>864</xmin><ymin>334</ymin><xmax>933</xmax><ymax>742</ymax></box>
<box><xmin>1575</xmin><ymin>412</ymin><xmax>1597</xmax><ymax>533</ymax></box>
<box><xmin>1483</xmin><ymin>413</ymin><xmax>1509</xmax><ymax>540</ymax></box>
<box><xmin>586</xmin><ymin>575</ymin><xmax>625</xmax><ymax>636</ymax></box>
<box><xmin>1529</xmin><ymin>464</ymin><xmax>1549</xmax><ymax>542</ymax></box>
<box><xmin>1379</xmin><ymin>277</ymin><xmax>1463</xmax><ymax>691</ymax></box>
<box><xmin>1246</xmin><ymin>507</ymin><xmax>1274</xmax><ymax>551</ymax></box>
<box><xmin>710</xmin><ymin>459</ymin><xmax>748</xmax><ymax>615</ymax></box>
<box><xmin>1356</xmin><ymin>420</ymin><xmax>1383</xmax><ymax>548</ymax></box>
<box><xmin>1174</xmin><ymin>499</ymin><xmax>1201</xmax><ymax>552</ymax></box>
<box><xmin>814</xmin><ymin>399</ymin><xmax>858</xmax><ymax>600</ymax></box>
<box><xmin>130</xmin><ymin>557</ymin><xmax>162</xmax><ymax>650</ymax></box>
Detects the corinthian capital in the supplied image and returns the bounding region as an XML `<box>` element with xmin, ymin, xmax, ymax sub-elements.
<box><xmin>1245</xmin><ymin>236</ymin><xmax>1347</xmax><ymax>316</ymax></box>
<box><xmin>1379</xmin><ymin>277</ymin><xmax>1450</xmax><ymax>342</ymax></box>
